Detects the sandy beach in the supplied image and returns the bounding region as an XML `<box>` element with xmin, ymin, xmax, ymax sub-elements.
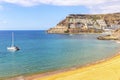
<box><xmin>21</xmin><ymin>52</ymin><xmax>120</xmax><ymax>80</ymax></box>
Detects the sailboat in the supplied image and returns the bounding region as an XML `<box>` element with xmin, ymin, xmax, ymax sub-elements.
<box><xmin>7</xmin><ymin>32</ymin><xmax>20</xmax><ymax>52</ymax></box>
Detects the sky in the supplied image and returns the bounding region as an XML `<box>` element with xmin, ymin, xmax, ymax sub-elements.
<box><xmin>0</xmin><ymin>0</ymin><xmax>120</xmax><ymax>30</ymax></box>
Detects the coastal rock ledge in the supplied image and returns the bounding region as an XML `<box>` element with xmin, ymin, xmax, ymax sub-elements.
<box><xmin>97</xmin><ymin>28</ymin><xmax>120</xmax><ymax>40</ymax></box>
<box><xmin>47</xmin><ymin>13</ymin><xmax>120</xmax><ymax>34</ymax></box>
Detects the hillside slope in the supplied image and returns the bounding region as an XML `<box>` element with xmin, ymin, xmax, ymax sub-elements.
<box><xmin>47</xmin><ymin>13</ymin><xmax>120</xmax><ymax>34</ymax></box>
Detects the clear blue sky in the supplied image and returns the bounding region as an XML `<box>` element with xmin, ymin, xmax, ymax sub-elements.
<box><xmin>0</xmin><ymin>0</ymin><xmax>119</xmax><ymax>30</ymax></box>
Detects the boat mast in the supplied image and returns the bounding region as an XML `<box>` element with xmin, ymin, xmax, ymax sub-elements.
<box><xmin>11</xmin><ymin>32</ymin><xmax>14</xmax><ymax>46</ymax></box>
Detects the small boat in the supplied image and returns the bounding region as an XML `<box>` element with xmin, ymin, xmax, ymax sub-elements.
<box><xmin>69</xmin><ymin>34</ymin><xmax>73</xmax><ymax>36</ymax></box>
<box><xmin>7</xmin><ymin>32</ymin><xmax>20</xmax><ymax>52</ymax></box>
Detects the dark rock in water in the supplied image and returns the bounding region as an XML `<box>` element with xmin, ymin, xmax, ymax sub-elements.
<box><xmin>97</xmin><ymin>35</ymin><xmax>119</xmax><ymax>40</ymax></box>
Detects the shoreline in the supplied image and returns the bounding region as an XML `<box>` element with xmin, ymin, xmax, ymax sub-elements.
<box><xmin>7</xmin><ymin>51</ymin><xmax>120</xmax><ymax>80</ymax></box>
<box><xmin>46</xmin><ymin>32</ymin><xmax>104</xmax><ymax>35</ymax></box>
<box><xmin>26</xmin><ymin>51</ymin><xmax>120</xmax><ymax>80</ymax></box>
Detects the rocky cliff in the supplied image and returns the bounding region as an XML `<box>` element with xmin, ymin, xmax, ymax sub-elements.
<box><xmin>47</xmin><ymin>13</ymin><xmax>120</xmax><ymax>34</ymax></box>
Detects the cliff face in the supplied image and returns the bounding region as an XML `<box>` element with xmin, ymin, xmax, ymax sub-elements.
<box><xmin>47</xmin><ymin>13</ymin><xmax>120</xmax><ymax>34</ymax></box>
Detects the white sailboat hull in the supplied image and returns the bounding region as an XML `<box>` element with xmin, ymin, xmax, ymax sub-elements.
<box><xmin>7</xmin><ymin>46</ymin><xmax>19</xmax><ymax>52</ymax></box>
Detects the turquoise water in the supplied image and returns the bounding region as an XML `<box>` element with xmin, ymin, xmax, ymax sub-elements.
<box><xmin>0</xmin><ymin>30</ymin><xmax>120</xmax><ymax>78</ymax></box>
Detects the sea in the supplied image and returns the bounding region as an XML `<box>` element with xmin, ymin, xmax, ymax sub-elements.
<box><xmin>0</xmin><ymin>30</ymin><xmax>120</xmax><ymax>78</ymax></box>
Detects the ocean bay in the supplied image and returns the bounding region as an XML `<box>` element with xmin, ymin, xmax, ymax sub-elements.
<box><xmin>0</xmin><ymin>30</ymin><xmax>120</xmax><ymax>78</ymax></box>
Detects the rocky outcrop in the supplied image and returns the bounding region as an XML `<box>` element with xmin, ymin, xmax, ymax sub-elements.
<box><xmin>47</xmin><ymin>25</ymin><xmax>68</xmax><ymax>33</ymax></box>
<box><xmin>112</xmin><ymin>29</ymin><xmax>120</xmax><ymax>38</ymax></box>
<box><xmin>97</xmin><ymin>28</ymin><xmax>120</xmax><ymax>40</ymax></box>
<box><xmin>47</xmin><ymin>13</ymin><xmax>120</xmax><ymax>34</ymax></box>
<box><xmin>97</xmin><ymin>35</ymin><xmax>118</xmax><ymax>40</ymax></box>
